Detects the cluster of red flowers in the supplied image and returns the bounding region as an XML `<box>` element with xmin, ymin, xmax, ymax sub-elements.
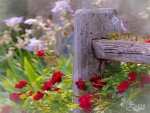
<box><xmin>32</xmin><ymin>71</ymin><xmax>62</xmax><ymax>101</ymax></box>
<box><xmin>76</xmin><ymin>72</ymin><xmax>150</xmax><ymax>113</ymax></box>
<box><xmin>8</xmin><ymin>71</ymin><xmax>63</xmax><ymax>104</ymax></box>
<box><xmin>9</xmin><ymin>80</ymin><xmax>28</xmax><ymax>103</ymax></box>
<box><xmin>41</xmin><ymin>71</ymin><xmax>63</xmax><ymax>91</ymax></box>
<box><xmin>75</xmin><ymin>74</ymin><xmax>106</xmax><ymax>91</ymax></box>
<box><xmin>75</xmin><ymin>74</ymin><xmax>105</xmax><ymax>113</ymax></box>
<box><xmin>117</xmin><ymin>72</ymin><xmax>150</xmax><ymax>93</ymax></box>
<box><xmin>15</xmin><ymin>80</ymin><xmax>27</xmax><ymax>89</ymax></box>
<box><xmin>117</xmin><ymin>72</ymin><xmax>137</xmax><ymax>93</ymax></box>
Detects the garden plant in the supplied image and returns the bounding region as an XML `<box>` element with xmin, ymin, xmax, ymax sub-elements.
<box><xmin>0</xmin><ymin>0</ymin><xmax>150</xmax><ymax>113</ymax></box>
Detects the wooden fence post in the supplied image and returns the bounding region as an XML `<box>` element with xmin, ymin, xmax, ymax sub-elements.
<box><xmin>73</xmin><ymin>8</ymin><xmax>121</xmax><ymax>113</ymax></box>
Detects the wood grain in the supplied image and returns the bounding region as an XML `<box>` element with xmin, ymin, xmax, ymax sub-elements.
<box><xmin>92</xmin><ymin>39</ymin><xmax>150</xmax><ymax>64</ymax></box>
<box><xmin>73</xmin><ymin>8</ymin><xmax>121</xmax><ymax>113</ymax></box>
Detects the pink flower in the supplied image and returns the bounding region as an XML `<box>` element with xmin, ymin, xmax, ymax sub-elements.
<box><xmin>146</xmin><ymin>39</ymin><xmax>150</xmax><ymax>43</ymax></box>
<box><xmin>9</xmin><ymin>93</ymin><xmax>21</xmax><ymax>103</ymax></box>
<box><xmin>75</xmin><ymin>79</ymin><xmax>86</xmax><ymax>90</ymax></box>
<box><xmin>0</xmin><ymin>106</ymin><xmax>11</xmax><ymax>113</ymax></box>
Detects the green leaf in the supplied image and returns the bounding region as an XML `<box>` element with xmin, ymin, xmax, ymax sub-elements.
<box><xmin>24</xmin><ymin>57</ymin><xmax>40</xmax><ymax>89</ymax></box>
<box><xmin>66</xmin><ymin>104</ymin><xmax>78</xmax><ymax>109</ymax></box>
<box><xmin>24</xmin><ymin>57</ymin><xmax>37</xmax><ymax>81</ymax></box>
<box><xmin>79</xmin><ymin>90</ymin><xmax>84</xmax><ymax>95</ymax></box>
<box><xmin>0</xmin><ymin>56</ymin><xmax>6</xmax><ymax>62</ymax></box>
<box><xmin>20</xmin><ymin>94</ymin><xmax>27</xmax><ymax>99</ymax></box>
<box><xmin>43</xmin><ymin>68</ymin><xmax>52</xmax><ymax>74</ymax></box>
<box><xmin>102</xmin><ymin>85</ymin><xmax>110</xmax><ymax>91</ymax></box>
<box><xmin>129</xmin><ymin>91</ymin><xmax>139</xmax><ymax>99</ymax></box>
<box><xmin>23</xmin><ymin>98</ymin><xmax>31</xmax><ymax>107</ymax></box>
<box><xmin>106</xmin><ymin>66</ymin><xmax>123</xmax><ymax>73</ymax></box>
<box><xmin>101</xmin><ymin>77</ymin><xmax>112</xmax><ymax>82</ymax></box>
<box><xmin>35</xmin><ymin>76</ymin><xmax>44</xmax><ymax>82</ymax></box>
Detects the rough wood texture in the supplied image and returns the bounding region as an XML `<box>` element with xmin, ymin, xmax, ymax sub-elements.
<box><xmin>92</xmin><ymin>39</ymin><xmax>150</xmax><ymax>64</ymax></box>
<box><xmin>73</xmin><ymin>8</ymin><xmax>121</xmax><ymax>113</ymax></box>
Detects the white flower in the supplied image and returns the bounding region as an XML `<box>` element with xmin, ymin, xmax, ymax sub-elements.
<box><xmin>24</xmin><ymin>19</ymin><xmax>38</xmax><ymax>25</ymax></box>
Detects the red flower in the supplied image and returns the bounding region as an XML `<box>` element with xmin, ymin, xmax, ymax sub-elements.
<box><xmin>89</xmin><ymin>74</ymin><xmax>106</xmax><ymax>88</ymax></box>
<box><xmin>0</xmin><ymin>106</ymin><xmax>11</xmax><ymax>113</ymax></box>
<box><xmin>41</xmin><ymin>81</ymin><xmax>53</xmax><ymax>91</ymax></box>
<box><xmin>28</xmin><ymin>91</ymin><xmax>33</xmax><ymax>96</ymax></box>
<box><xmin>51</xmin><ymin>71</ymin><xmax>63</xmax><ymax>84</ymax></box>
<box><xmin>140</xmin><ymin>75</ymin><xmax>150</xmax><ymax>87</ymax></box>
<box><xmin>75</xmin><ymin>79</ymin><xmax>86</xmax><ymax>90</ymax></box>
<box><xmin>15</xmin><ymin>80</ymin><xmax>27</xmax><ymax>89</ymax></box>
<box><xmin>78</xmin><ymin>94</ymin><xmax>94</xmax><ymax>113</ymax></box>
<box><xmin>117</xmin><ymin>81</ymin><xmax>130</xmax><ymax>93</ymax></box>
<box><xmin>146</xmin><ymin>39</ymin><xmax>150</xmax><ymax>43</ymax></box>
<box><xmin>128</xmin><ymin>72</ymin><xmax>137</xmax><ymax>82</ymax></box>
<box><xmin>36</xmin><ymin>50</ymin><xmax>45</xmax><ymax>57</ymax></box>
<box><xmin>9</xmin><ymin>93</ymin><xmax>21</xmax><ymax>103</ymax></box>
<box><xmin>33</xmin><ymin>91</ymin><xmax>44</xmax><ymax>101</ymax></box>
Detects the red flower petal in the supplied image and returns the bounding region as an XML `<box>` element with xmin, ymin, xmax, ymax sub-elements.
<box><xmin>128</xmin><ymin>72</ymin><xmax>137</xmax><ymax>82</ymax></box>
<box><xmin>51</xmin><ymin>71</ymin><xmax>63</xmax><ymax>84</ymax></box>
<box><xmin>75</xmin><ymin>79</ymin><xmax>86</xmax><ymax>90</ymax></box>
<box><xmin>33</xmin><ymin>91</ymin><xmax>44</xmax><ymax>101</ymax></box>
<box><xmin>36</xmin><ymin>50</ymin><xmax>45</xmax><ymax>57</ymax></box>
<box><xmin>78</xmin><ymin>94</ymin><xmax>95</xmax><ymax>113</ymax></box>
<box><xmin>15</xmin><ymin>80</ymin><xmax>27</xmax><ymax>89</ymax></box>
<box><xmin>117</xmin><ymin>81</ymin><xmax>130</xmax><ymax>94</ymax></box>
<box><xmin>9</xmin><ymin>93</ymin><xmax>21</xmax><ymax>103</ymax></box>
<box><xmin>90</xmin><ymin>74</ymin><xmax>106</xmax><ymax>88</ymax></box>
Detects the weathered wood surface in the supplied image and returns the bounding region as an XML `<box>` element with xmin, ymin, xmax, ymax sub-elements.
<box><xmin>73</xmin><ymin>8</ymin><xmax>121</xmax><ymax>113</ymax></box>
<box><xmin>92</xmin><ymin>39</ymin><xmax>150</xmax><ymax>64</ymax></box>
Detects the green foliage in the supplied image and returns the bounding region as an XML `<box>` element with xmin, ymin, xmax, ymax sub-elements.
<box><xmin>77</xmin><ymin>62</ymin><xmax>150</xmax><ymax>113</ymax></box>
<box><xmin>0</xmin><ymin>54</ymin><xmax>75</xmax><ymax>113</ymax></box>
<box><xmin>57</xmin><ymin>54</ymin><xmax>74</xmax><ymax>74</ymax></box>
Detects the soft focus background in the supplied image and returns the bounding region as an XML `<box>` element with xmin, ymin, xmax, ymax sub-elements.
<box><xmin>0</xmin><ymin>0</ymin><xmax>150</xmax><ymax>37</ymax></box>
